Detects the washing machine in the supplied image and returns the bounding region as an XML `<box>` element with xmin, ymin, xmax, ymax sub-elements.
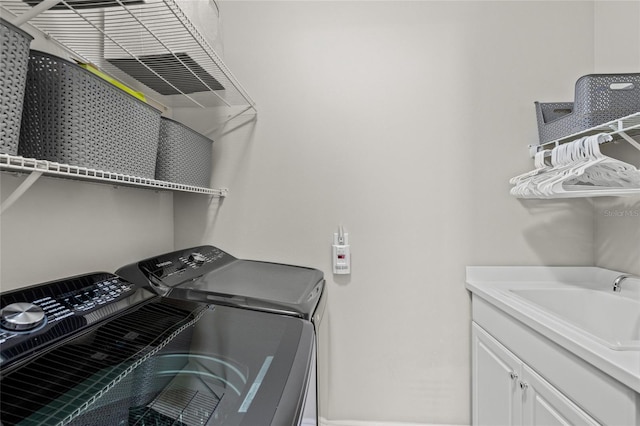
<box><xmin>116</xmin><ymin>245</ymin><xmax>326</xmax><ymax>425</ymax></box>
<box><xmin>116</xmin><ymin>245</ymin><xmax>326</xmax><ymax>324</ymax></box>
<box><xmin>0</xmin><ymin>272</ymin><xmax>316</xmax><ymax>425</ymax></box>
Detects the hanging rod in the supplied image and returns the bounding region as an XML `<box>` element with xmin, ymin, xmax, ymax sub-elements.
<box><xmin>528</xmin><ymin>112</ymin><xmax>640</xmax><ymax>157</ymax></box>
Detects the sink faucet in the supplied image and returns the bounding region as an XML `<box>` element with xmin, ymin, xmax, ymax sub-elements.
<box><xmin>612</xmin><ymin>274</ymin><xmax>640</xmax><ymax>292</ymax></box>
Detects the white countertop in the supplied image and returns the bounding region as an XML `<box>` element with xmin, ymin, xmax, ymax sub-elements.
<box><xmin>466</xmin><ymin>266</ymin><xmax>640</xmax><ymax>393</ymax></box>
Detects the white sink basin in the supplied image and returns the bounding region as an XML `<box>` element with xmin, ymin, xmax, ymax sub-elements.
<box><xmin>509</xmin><ymin>288</ymin><xmax>640</xmax><ymax>351</ymax></box>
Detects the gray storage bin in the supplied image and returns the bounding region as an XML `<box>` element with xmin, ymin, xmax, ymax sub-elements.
<box><xmin>535</xmin><ymin>73</ymin><xmax>640</xmax><ymax>144</ymax></box>
<box><xmin>18</xmin><ymin>50</ymin><xmax>161</xmax><ymax>178</ymax></box>
<box><xmin>0</xmin><ymin>18</ymin><xmax>33</xmax><ymax>155</ymax></box>
<box><xmin>156</xmin><ymin>117</ymin><xmax>213</xmax><ymax>187</ymax></box>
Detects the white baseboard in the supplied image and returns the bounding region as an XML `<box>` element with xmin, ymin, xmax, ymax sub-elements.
<box><xmin>319</xmin><ymin>419</ymin><xmax>463</xmax><ymax>426</ymax></box>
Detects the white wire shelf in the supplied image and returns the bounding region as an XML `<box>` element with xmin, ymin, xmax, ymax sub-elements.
<box><xmin>0</xmin><ymin>0</ymin><xmax>256</xmax><ymax>113</ymax></box>
<box><xmin>0</xmin><ymin>153</ymin><xmax>227</xmax><ymax>196</ymax></box>
<box><xmin>529</xmin><ymin>112</ymin><xmax>640</xmax><ymax>157</ymax></box>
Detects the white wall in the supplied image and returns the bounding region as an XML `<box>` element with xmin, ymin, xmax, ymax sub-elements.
<box><xmin>0</xmin><ymin>175</ymin><xmax>174</xmax><ymax>291</ymax></box>
<box><xmin>173</xmin><ymin>2</ymin><xmax>597</xmax><ymax>424</ymax></box>
<box><xmin>593</xmin><ymin>192</ymin><xmax>640</xmax><ymax>276</ymax></box>
<box><xmin>592</xmin><ymin>0</ymin><xmax>640</xmax><ymax>277</ymax></box>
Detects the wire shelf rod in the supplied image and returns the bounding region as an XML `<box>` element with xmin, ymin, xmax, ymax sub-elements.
<box><xmin>615</xmin><ymin>129</ymin><xmax>640</xmax><ymax>152</ymax></box>
<box><xmin>204</xmin><ymin>104</ymin><xmax>256</xmax><ymax>137</ymax></box>
<box><xmin>9</xmin><ymin>0</ymin><xmax>61</xmax><ymax>25</ymax></box>
<box><xmin>0</xmin><ymin>170</ymin><xmax>43</xmax><ymax>214</ymax></box>
<box><xmin>528</xmin><ymin>112</ymin><xmax>640</xmax><ymax>156</ymax></box>
<box><xmin>0</xmin><ymin>154</ymin><xmax>228</xmax><ymax>215</ymax></box>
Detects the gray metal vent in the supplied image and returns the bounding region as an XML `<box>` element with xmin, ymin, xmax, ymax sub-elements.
<box><xmin>107</xmin><ymin>53</ymin><xmax>225</xmax><ymax>95</ymax></box>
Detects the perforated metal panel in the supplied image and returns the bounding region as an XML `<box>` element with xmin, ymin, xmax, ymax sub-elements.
<box><xmin>535</xmin><ymin>74</ymin><xmax>640</xmax><ymax>144</ymax></box>
<box><xmin>107</xmin><ymin>53</ymin><xmax>225</xmax><ymax>96</ymax></box>
<box><xmin>18</xmin><ymin>51</ymin><xmax>161</xmax><ymax>178</ymax></box>
<box><xmin>0</xmin><ymin>19</ymin><xmax>32</xmax><ymax>155</ymax></box>
<box><xmin>155</xmin><ymin>118</ymin><xmax>212</xmax><ymax>187</ymax></box>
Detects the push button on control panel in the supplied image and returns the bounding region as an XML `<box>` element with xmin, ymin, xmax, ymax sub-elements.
<box><xmin>179</xmin><ymin>248</ymin><xmax>226</xmax><ymax>270</ymax></box>
<box><xmin>63</xmin><ymin>279</ymin><xmax>132</xmax><ymax>312</ymax></box>
<box><xmin>189</xmin><ymin>252</ymin><xmax>207</xmax><ymax>264</ymax></box>
<box><xmin>144</xmin><ymin>246</ymin><xmax>232</xmax><ymax>285</ymax></box>
<box><xmin>34</xmin><ymin>296</ymin><xmax>74</xmax><ymax>324</ymax></box>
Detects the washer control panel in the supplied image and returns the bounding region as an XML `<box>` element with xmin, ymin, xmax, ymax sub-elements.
<box><xmin>135</xmin><ymin>245</ymin><xmax>236</xmax><ymax>287</ymax></box>
<box><xmin>61</xmin><ymin>278</ymin><xmax>133</xmax><ymax>313</ymax></box>
<box><xmin>0</xmin><ymin>273</ymin><xmax>143</xmax><ymax>369</ymax></box>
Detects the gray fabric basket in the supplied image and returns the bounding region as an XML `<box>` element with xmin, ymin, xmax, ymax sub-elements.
<box><xmin>535</xmin><ymin>73</ymin><xmax>640</xmax><ymax>144</ymax></box>
<box><xmin>156</xmin><ymin>117</ymin><xmax>213</xmax><ymax>187</ymax></box>
<box><xmin>18</xmin><ymin>50</ymin><xmax>161</xmax><ymax>178</ymax></box>
<box><xmin>0</xmin><ymin>18</ymin><xmax>33</xmax><ymax>155</ymax></box>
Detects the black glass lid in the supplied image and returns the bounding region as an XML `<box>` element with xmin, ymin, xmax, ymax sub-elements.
<box><xmin>1</xmin><ymin>298</ymin><xmax>313</xmax><ymax>426</ymax></box>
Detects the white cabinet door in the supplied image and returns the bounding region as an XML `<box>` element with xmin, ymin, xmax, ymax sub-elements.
<box><xmin>521</xmin><ymin>365</ymin><xmax>600</xmax><ymax>426</ymax></box>
<box><xmin>472</xmin><ymin>323</ymin><xmax>522</xmax><ymax>426</ymax></box>
<box><xmin>473</xmin><ymin>323</ymin><xmax>601</xmax><ymax>426</ymax></box>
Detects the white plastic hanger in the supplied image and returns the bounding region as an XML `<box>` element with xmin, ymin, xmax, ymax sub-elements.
<box><xmin>510</xmin><ymin>149</ymin><xmax>550</xmax><ymax>185</ymax></box>
<box><xmin>519</xmin><ymin>141</ymin><xmax>582</xmax><ymax>198</ymax></box>
<box><xmin>509</xmin><ymin>149</ymin><xmax>551</xmax><ymax>197</ymax></box>
<box><xmin>535</xmin><ymin>136</ymin><xmax>599</xmax><ymax>196</ymax></box>
<box><xmin>569</xmin><ymin>136</ymin><xmax>640</xmax><ymax>187</ymax></box>
<box><xmin>511</xmin><ymin>133</ymin><xmax>640</xmax><ymax>198</ymax></box>
<box><xmin>542</xmin><ymin>135</ymin><xmax>640</xmax><ymax>197</ymax></box>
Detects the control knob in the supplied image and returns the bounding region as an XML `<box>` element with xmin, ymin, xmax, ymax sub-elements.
<box><xmin>1</xmin><ymin>302</ymin><xmax>46</xmax><ymax>331</ymax></box>
<box><xmin>189</xmin><ymin>252</ymin><xmax>207</xmax><ymax>264</ymax></box>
